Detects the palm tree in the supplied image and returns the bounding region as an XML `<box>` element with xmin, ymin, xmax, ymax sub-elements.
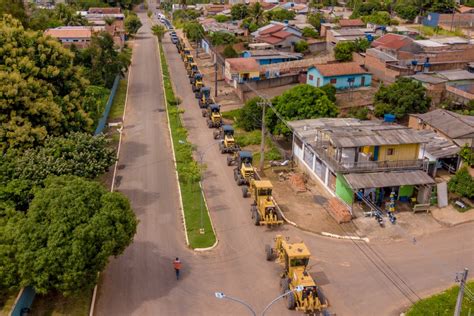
<box><xmin>249</xmin><ymin>2</ymin><xmax>264</xmax><ymax>26</ymax></box>
<box><xmin>152</xmin><ymin>24</ymin><xmax>167</xmax><ymax>42</ymax></box>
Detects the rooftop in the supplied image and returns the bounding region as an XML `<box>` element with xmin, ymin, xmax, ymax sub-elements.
<box><xmin>372</xmin><ymin>33</ymin><xmax>413</xmax><ymax>50</ymax></box>
<box><xmin>366</xmin><ymin>48</ymin><xmax>398</xmax><ymax>62</ymax></box>
<box><xmin>339</xmin><ymin>18</ymin><xmax>365</xmax><ymax>27</ymax></box>
<box><xmin>436</xmin><ymin>69</ymin><xmax>474</xmax><ymax>81</ymax></box>
<box><xmin>289</xmin><ymin>118</ymin><xmax>428</xmax><ymax>147</ymax></box>
<box><xmin>343</xmin><ymin>170</ymin><xmax>435</xmax><ymax>190</ymax></box>
<box><xmin>417</xmin><ymin>130</ymin><xmax>460</xmax><ymax>159</ymax></box>
<box><xmin>410</xmin><ymin>109</ymin><xmax>474</xmax><ymax>139</ymax></box>
<box><xmin>413</xmin><ymin>39</ymin><xmax>446</xmax><ymax>47</ymax></box>
<box><xmin>243</xmin><ymin>49</ymin><xmax>302</xmax><ymax>59</ymax></box>
<box><xmin>44</xmin><ymin>26</ymin><xmax>92</xmax><ymax>39</ymax></box>
<box><xmin>88</xmin><ymin>7</ymin><xmax>121</xmax><ymax>14</ymax></box>
<box><xmin>310</xmin><ymin>62</ymin><xmax>368</xmax><ymax>77</ymax></box>
<box><xmin>226</xmin><ymin>57</ymin><xmax>260</xmax><ymax>72</ymax></box>
<box><xmin>259</xmin><ymin>24</ymin><xmax>285</xmax><ymax>35</ymax></box>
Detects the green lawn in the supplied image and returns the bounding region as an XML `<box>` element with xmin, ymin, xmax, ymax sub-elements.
<box><xmin>159</xmin><ymin>43</ymin><xmax>216</xmax><ymax>249</ymax></box>
<box><xmin>406</xmin><ymin>282</ymin><xmax>474</xmax><ymax>316</ymax></box>
<box><xmin>108</xmin><ymin>79</ymin><xmax>128</xmax><ymax>121</ymax></box>
<box><xmin>29</xmin><ymin>290</ymin><xmax>92</xmax><ymax>316</ymax></box>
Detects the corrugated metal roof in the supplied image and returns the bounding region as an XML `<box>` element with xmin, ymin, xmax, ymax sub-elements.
<box><xmin>344</xmin><ymin>170</ymin><xmax>435</xmax><ymax>189</ymax></box>
<box><xmin>366</xmin><ymin>48</ymin><xmax>398</xmax><ymax>62</ymax></box>
<box><xmin>418</xmin><ymin>130</ymin><xmax>460</xmax><ymax>159</ymax></box>
<box><xmin>437</xmin><ymin>70</ymin><xmax>474</xmax><ymax>81</ymax></box>
<box><xmin>411</xmin><ymin>109</ymin><xmax>474</xmax><ymax>139</ymax></box>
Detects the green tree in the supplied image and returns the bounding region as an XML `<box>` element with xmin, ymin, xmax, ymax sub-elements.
<box><xmin>214</xmin><ymin>14</ymin><xmax>230</xmax><ymax>23</ymax></box>
<box><xmin>28</xmin><ymin>8</ymin><xmax>62</xmax><ymax>31</ymax></box>
<box><xmin>319</xmin><ymin>84</ymin><xmax>337</xmax><ymax>102</ymax></box>
<box><xmin>294</xmin><ymin>40</ymin><xmax>309</xmax><ymax>53</ymax></box>
<box><xmin>0</xmin><ymin>0</ymin><xmax>27</xmax><ymax>26</ymax></box>
<box><xmin>152</xmin><ymin>24</ymin><xmax>167</xmax><ymax>42</ymax></box>
<box><xmin>395</xmin><ymin>4</ymin><xmax>418</xmax><ymax>21</ymax></box>
<box><xmin>302</xmin><ymin>27</ymin><xmax>319</xmax><ymax>38</ymax></box>
<box><xmin>209</xmin><ymin>31</ymin><xmax>236</xmax><ymax>45</ymax></box>
<box><xmin>238</xmin><ymin>97</ymin><xmax>264</xmax><ymax>131</ymax></box>
<box><xmin>231</xmin><ymin>4</ymin><xmax>249</xmax><ymax>20</ymax></box>
<box><xmin>267</xmin><ymin>85</ymin><xmax>338</xmax><ymax>135</ymax></box>
<box><xmin>124</xmin><ymin>13</ymin><xmax>142</xmax><ymax>35</ymax></box>
<box><xmin>54</xmin><ymin>3</ymin><xmax>88</xmax><ymax>26</ymax></box>
<box><xmin>74</xmin><ymin>32</ymin><xmax>131</xmax><ymax>88</ymax></box>
<box><xmin>361</xmin><ymin>11</ymin><xmax>392</xmax><ymax>25</ymax></box>
<box><xmin>374</xmin><ymin>78</ymin><xmax>430</xmax><ymax>119</ymax></box>
<box><xmin>6</xmin><ymin>176</ymin><xmax>137</xmax><ymax>295</ymax></box>
<box><xmin>448</xmin><ymin>167</ymin><xmax>474</xmax><ymax>198</ymax></box>
<box><xmin>183</xmin><ymin>21</ymin><xmax>204</xmax><ymax>42</ymax></box>
<box><xmin>0</xmin><ymin>15</ymin><xmax>92</xmax><ymax>152</ymax></box>
<box><xmin>334</xmin><ymin>41</ymin><xmax>355</xmax><ymax>61</ymax></box>
<box><xmin>265</xmin><ymin>8</ymin><xmax>295</xmax><ymax>22</ymax></box>
<box><xmin>249</xmin><ymin>2</ymin><xmax>265</xmax><ymax>26</ymax></box>
<box><xmin>223</xmin><ymin>45</ymin><xmax>238</xmax><ymax>58</ymax></box>
<box><xmin>353</xmin><ymin>38</ymin><xmax>370</xmax><ymax>52</ymax></box>
<box><xmin>459</xmin><ymin>145</ymin><xmax>474</xmax><ymax>167</ymax></box>
<box><xmin>348</xmin><ymin>107</ymin><xmax>369</xmax><ymax>120</ymax></box>
<box><xmin>82</xmin><ymin>85</ymin><xmax>110</xmax><ymax>125</ymax></box>
<box><xmin>307</xmin><ymin>13</ymin><xmax>323</xmax><ymax>31</ymax></box>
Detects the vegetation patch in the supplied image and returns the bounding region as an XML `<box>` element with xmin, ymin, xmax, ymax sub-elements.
<box><xmin>29</xmin><ymin>289</ymin><xmax>93</xmax><ymax>316</ymax></box>
<box><xmin>406</xmin><ymin>282</ymin><xmax>474</xmax><ymax>316</ymax></box>
<box><xmin>159</xmin><ymin>44</ymin><xmax>216</xmax><ymax>249</ymax></box>
<box><xmin>108</xmin><ymin>79</ymin><xmax>128</xmax><ymax>121</ymax></box>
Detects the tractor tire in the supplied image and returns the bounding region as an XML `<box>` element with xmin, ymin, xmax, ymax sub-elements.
<box><xmin>227</xmin><ymin>156</ymin><xmax>232</xmax><ymax>166</ymax></box>
<box><xmin>207</xmin><ymin>119</ymin><xmax>212</xmax><ymax>128</ymax></box>
<box><xmin>242</xmin><ymin>186</ymin><xmax>248</xmax><ymax>198</ymax></box>
<box><xmin>253</xmin><ymin>209</ymin><xmax>260</xmax><ymax>226</ymax></box>
<box><xmin>316</xmin><ymin>286</ymin><xmax>328</xmax><ymax>307</ymax></box>
<box><xmin>286</xmin><ymin>292</ymin><xmax>296</xmax><ymax>310</ymax></box>
<box><xmin>233</xmin><ymin>168</ymin><xmax>239</xmax><ymax>182</ymax></box>
<box><xmin>265</xmin><ymin>244</ymin><xmax>273</xmax><ymax>261</ymax></box>
<box><xmin>237</xmin><ymin>175</ymin><xmax>244</xmax><ymax>186</ymax></box>
<box><xmin>214</xmin><ymin>131</ymin><xmax>219</xmax><ymax>139</ymax></box>
<box><xmin>276</xmin><ymin>210</ymin><xmax>283</xmax><ymax>221</ymax></box>
<box><xmin>202</xmin><ymin>110</ymin><xmax>206</xmax><ymax>117</ymax></box>
<box><xmin>280</xmin><ymin>278</ymin><xmax>290</xmax><ymax>294</ymax></box>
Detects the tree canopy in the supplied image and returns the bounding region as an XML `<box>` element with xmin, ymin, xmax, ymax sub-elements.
<box><xmin>238</xmin><ymin>97</ymin><xmax>264</xmax><ymax>131</ymax></box>
<box><xmin>302</xmin><ymin>27</ymin><xmax>318</xmax><ymax>38</ymax></box>
<box><xmin>183</xmin><ymin>22</ymin><xmax>204</xmax><ymax>42</ymax></box>
<box><xmin>1</xmin><ymin>176</ymin><xmax>137</xmax><ymax>294</ymax></box>
<box><xmin>223</xmin><ymin>45</ymin><xmax>238</xmax><ymax>58</ymax></box>
<box><xmin>209</xmin><ymin>31</ymin><xmax>236</xmax><ymax>46</ymax></box>
<box><xmin>294</xmin><ymin>40</ymin><xmax>309</xmax><ymax>53</ymax></box>
<box><xmin>267</xmin><ymin>85</ymin><xmax>338</xmax><ymax>135</ymax></box>
<box><xmin>152</xmin><ymin>24</ymin><xmax>167</xmax><ymax>42</ymax></box>
<box><xmin>0</xmin><ymin>15</ymin><xmax>93</xmax><ymax>152</ymax></box>
<box><xmin>448</xmin><ymin>167</ymin><xmax>474</xmax><ymax>198</ymax></box>
<box><xmin>265</xmin><ymin>8</ymin><xmax>295</xmax><ymax>22</ymax></box>
<box><xmin>334</xmin><ymin>41</ymin><xmax>355</xmax><ymax>61</ymax></box>
<box><xmin>231</xmin><ymin>4</ymin><xmax>249</xmax><ymax>20</ymax></box>
<box><xmin>124</xmin><ymin>12</ymin><xmax>142</xmax><ymax>35</ymax></box>
<box><xmin>374</xmin><ymin>78</ymin><xmax>430</xmax><ymax>119</ymax></box>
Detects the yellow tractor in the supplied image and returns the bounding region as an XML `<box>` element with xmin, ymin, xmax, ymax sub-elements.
<box><xmin>266</xmin><ymin>235</ymin><xmax>328</xmax><ymax>314</ymax></box>
<box><xmin>187</xmin><ymin>62</ymin><xmax>198</xmax><ymax>77</ymax></box>
<box><xmin>232</xmin><ymin>151</ymin><xmax>255</xmax><ymax>186</ymax></box>
<box><xmin>246</xmin><ymin>180</ymin><xmax>283</xmax><ymax>226</ymax></box>
<box><xmin>196</xmin><ymin>87</ymin><xmax>214</xmax><ymax>108</ymax></box>
<box><xmin>202</xmin><ymin>103</ymin><xmax>222</xmax><ymax>128</ymax></box>
<box><xmin>184</xmin><ymin>54</ymin><xmax>194</xmax><ymax>68</ymax></box>
<box><xmin>180</xmin><ymin>48</ymin><xmax>190</xmax><ymax>60</ymax></box>
<box><xmin>213</xmin><ymin>125</ymin><xmax>240</xmax><ymax>154</ymax></box>
<box><xmin>191</xmin><ymin>73</ymin><xmax>203</xmax><ymax>93</ymax></box>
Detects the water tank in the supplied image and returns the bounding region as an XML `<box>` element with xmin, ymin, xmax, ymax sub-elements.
<box><xmin>384</xmin><ymin>114</ymin><xmax>396</xmax><ymax>122</ymax></box>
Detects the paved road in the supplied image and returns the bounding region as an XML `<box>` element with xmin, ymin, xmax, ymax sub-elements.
<box><xmin>95</xmin><ymin>12</ymin><xmax>474</xmax><ymax>316</ymax></box>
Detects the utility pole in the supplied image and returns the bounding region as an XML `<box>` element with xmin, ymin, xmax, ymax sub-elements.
<box><xmin>258</xmin><ymin>101</ymin><xmax>266</xmax><ymax>172</ymax></box>
<box><xmin>454</xmin><ymin>268</ymin><xmax>469</xmax><ymax>316</ymax></box>
<box><xmin>214</xmin><ymin>60</ymin><xmax>218</xmax><ymax>98</ymax></box>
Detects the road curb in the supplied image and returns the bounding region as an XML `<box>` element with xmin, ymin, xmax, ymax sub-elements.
<box><xmin>321</xmin><ymin>232</ymin><xmax>370</xmax><ymax>242</ymax></box>
<box><xmin>157</xmin><ymin>40</ymin><xmax>190</xmax><ymax>247</ymax></box>
<box><xmin>193</xmin><ymin>182</ymin><xmax>219</xmax><ymax>252</ymax></box>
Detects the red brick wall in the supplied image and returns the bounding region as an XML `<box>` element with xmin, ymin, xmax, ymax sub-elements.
<box><xmin>365</xmin><ymin>53</ymin><xmax>400</xmax><ymax>83</ymax></box>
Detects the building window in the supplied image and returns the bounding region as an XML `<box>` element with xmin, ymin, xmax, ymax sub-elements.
<box><xmin>330</xmin><ymin>78</ymin><xmax>337</xmax><ymax>84</ymax></box>
<box><xmin>309</xmin><ymin>74</ymin><xmax>314</xmax><ymax>81</ymax></box>
<box><xmin>387</xmin><ymin>148</ymin><xmax>395</xmax><ymax>156</ymax></box>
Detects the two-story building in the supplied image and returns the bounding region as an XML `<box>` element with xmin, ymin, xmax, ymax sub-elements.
<box><xmin>306</xmin><ymin>62</ymin><xmax>372</xmax><ymax>89</ymax></box>
<box><xmin>289</xmin><ymin>118</ymin><xmax>435</xmax><ymax>211</ymax></box>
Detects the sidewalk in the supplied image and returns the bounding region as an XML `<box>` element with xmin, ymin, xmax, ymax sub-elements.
<box><xmin>431</xmin><ymin>204</ymin><xmax>474</xmax><ymax>226</ymax></box>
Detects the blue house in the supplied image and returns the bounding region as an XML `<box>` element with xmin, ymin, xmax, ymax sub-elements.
<box><xmin>307</xmin><ymin>62</ymin><xmax>372</xmax><ymax>90</ymax></box>
<box><xmin>241</xmin><ymin>50</ymin><xmax>302</xmax><ymax>66</ymax></box>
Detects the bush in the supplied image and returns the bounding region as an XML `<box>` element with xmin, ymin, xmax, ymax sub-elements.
<box><xmin>302</xmin><ymin>27</ymin><xmax>319</xmax><ymax>38</ymax></box>
<box><xmin>223</xmin><ymin>45</ymin><xmax>238</xmax><ymax>58</ymax></box>
<box><xmin>214</xmin><ymin>14</ymin><xmax>230</xmax><ymax>22</ymax></box>
<box><xmin>294</xmin><ymin>40</ymin><xmax>309</xmax><ymax>53</ymax></box>
<box><xmin>348</xmin><ymin>107</ymin><xmax>369</xmax><ymax>120</ymax></box>
<box><xmin>334</xmin><ymin>42</ymin><xmax>354</xmax><ymax>61</ymax></box>
<box><xmin>209</xmin><ymin>31</ymin><xmax>236</xmax><ymax>46</ymax></box>
<box><xmin>460</xmin><ymin>145</ymin><xmax>474</xmax><ymax>167</ymax></box>
<box><xmin>448</xmin><ymin>167</ymin><xmax>474</xmax><ymax>198</ymax></box>
<box><xmin>238</xmin><ymin>97</ymin><xmax>263</xmax><ymax>131</ymax></box>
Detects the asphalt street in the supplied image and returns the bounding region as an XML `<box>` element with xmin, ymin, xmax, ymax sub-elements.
<box><xmin>95</xmin><ymin>12</ymin><xmax>474</xmax><ymax>316</ymax></box>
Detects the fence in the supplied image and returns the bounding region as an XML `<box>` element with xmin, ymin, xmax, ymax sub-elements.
<box><xmin>9</xmin><ymin>286</ymin><xmax>35</xmax><ymax>316</ymax></box>
<box><xmin>94</xmin><ymin>75</ymin><xmax>121</xmax><ymax>135</ymax></box>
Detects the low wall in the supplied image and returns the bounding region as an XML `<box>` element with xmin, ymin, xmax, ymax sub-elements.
<box><xmin>95</xmin><ymin>74</ymin><xmax>121</xmax><ymax>135</ymax></box>
<box><xmin>235</xmin><ymin>74</ymin><xmax>299</xmax><ymax>101</ymax></box>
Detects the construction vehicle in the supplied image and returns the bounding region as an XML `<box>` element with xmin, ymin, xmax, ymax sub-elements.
<box><xmin>187</xmin><ymin>62</ymin><xmax>198</xmax><ymax>78</ymax></box>
<box><xmin>232</xmin><ymin>151</ymin><xmax>255</xmax><ymax>186</ymax></box>
<box><xmin>246</xmin><ymin>180</ymin><xmax>283</xmax><ymax>225</ymax></box>
<box><xmin>190</xmin><ymin>72</ymin><xmax>202</xmax><ymax>85</ymax></box>
<box><xmin>213</xmin><ymin>125</ymin><xmax>240</xmax><ymax>154</ymax></box>
<box><xmin>184</xmin><ymin>53</ymin><xmax>194</xmax><ymax>68</ymax></box>
<box><xmin>196</xmin><ymin>87</ymin><xmax>213</xmax><ymax>108</ymax></box>
<box><xmin>202</xmin><ymin>104</ymin><xmax>222</xmax><ymax>128</ymax></box>
<box><xmin>180</xmin><ymin>47</ymin><xmax>190</xmax><ymax>60</ymax></box>
<box><xmin>265</xmin><ymin>235</ymin><xmax>328</xmax><ymax>313</ymax></box>
<box><xmin>191</xmin><ymin>73</ymin><xmax>203</xmax><ymax>93</ymax></box>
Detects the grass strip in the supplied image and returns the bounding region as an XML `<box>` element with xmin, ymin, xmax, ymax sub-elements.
<box><xmin>29</xmin><ymin>290</ymin><xmax>93</xmax><ymax>316</ymax></box>
<box><xmin>159</xmin><ymin>43</ymin><xmax>216</xmax><ymax>249</ymax></box>
<box><xmin>406</xmin><ymin>281</ymin><xmax>474</xmax><ymax>316</ymax></box>
<box><xmin>108</xmin><ymin>79</ymin><xmax>128</xmax><ymax>121</ymax></box>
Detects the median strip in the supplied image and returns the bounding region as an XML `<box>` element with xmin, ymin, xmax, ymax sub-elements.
<box><xmin>158</xmin><ymin>42</ymin><xmax>217</xmax><ymax>249</ymax></box>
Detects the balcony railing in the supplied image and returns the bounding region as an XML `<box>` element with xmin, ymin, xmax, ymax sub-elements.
<box><xmin>313</xmin><ymin>147</ymin><xmax>425</xmax><ymax>173</ymax></box>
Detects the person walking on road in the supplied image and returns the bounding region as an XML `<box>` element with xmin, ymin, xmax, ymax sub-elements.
<box><xmin>173</xmin><ymin>257</ymin><xmax>182</xmax><ymax>280</ymax></box>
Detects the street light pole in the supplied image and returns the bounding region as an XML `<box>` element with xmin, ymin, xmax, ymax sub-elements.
<box><xmin>215</xmin><ymin>292</ymin><xmax>256</xmax><ymax>316</ymax></box>
<box><xmin>261</xmin><ymin>286</ymin><xmax>304</xmax><ymax>316</ymax></box>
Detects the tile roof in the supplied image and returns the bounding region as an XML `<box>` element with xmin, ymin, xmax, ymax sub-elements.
<box><xmin>339</xmin><ymin>18</ymin><xmax>365</xmax><ymax>27</ymax></box>
<box><xmin>258</xmin><ymin>35</ymin><xmax>284</xmax><ymax>45</ymax></box>
<box><xmin>44</xmin><ymin>26</ymin><xmax>92</xmax><ymax>39</ymax></box>
<box><xmin>88</xmin><ymin>7</ymin><xmax>121</xmax><ymax>14</ymax></box>
<box><xmin>259</xmin><ymin>24</ymin><xmax>284</xmax><ymax>35</ymax></box>
<box><xmin>458</xmin><ymin>5</ymin><xmax>474</xmax><ymax>13</ymax></box>
<box><xmin>343</xmin><ymin>171</ymin><xmax>435</xmax><ymax>190</ymax></box>
<box><xmin>226</xmin><ymin>57</ymin><xmax>260</xmax><ymax>72</ymax></box>
<box><xmin>271</xmin><ymin>30</ymin><xmax>292</xmax><ymax>39</ymax></box>
<box><xmin>311</xmin><ymin>62</ymin><xmax>368</xmax><ymax>77</ymax></box>
<box><xmin>372</xmin><ymin>33</ymin><xmax>413</xmax><ymax>50</ymax></box>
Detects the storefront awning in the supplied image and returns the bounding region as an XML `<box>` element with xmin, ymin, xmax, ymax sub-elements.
<box><xmin>344</xmin><ymin>171</ymin><xmax>435</xmax><ymax>190</ymax></box>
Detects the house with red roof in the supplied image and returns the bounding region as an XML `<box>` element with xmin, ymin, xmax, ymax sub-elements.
<box><xmin>306</xmin><ymin>62</ymin><xmax>372</xmax><ymax>89</ymax></box>
<box><xmin>252</xmin><ymin>22</ymin><xmax>302</xmax><ymax>49</ymax></box>
<box><xmin>224</xmin><ymin>57</ymin><xmax>261</xmax><ymax>84</ymax></box>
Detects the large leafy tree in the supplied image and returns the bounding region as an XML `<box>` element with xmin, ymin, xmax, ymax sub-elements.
<box><xmin>73</xmin><ymin>32</ymin><xmax>131</xmax><ymax>88</ymax></box>
<box><xmin>183</xmin><ymin>21</ymin><xmax>204</xmax><ymax>42</ymax></box>
<box><xmin>3</xmin><ymin>176</ymin><xmax>137</xmax><ymax>294</ymax></box>
<box><xmin>0</xmin><ymin>15</ymin><xmax>92</xmax><ymax>152</ymax></box>
<box><xmin>0</xmin><ymin>0</ymin><xmax>27</xmax><ymax>25</ymax></box>
<box><xmin>238</xmin><ymin>97</ymin><xmax>264</xmax><ymax>131</ymax></box>
<box><xmin>124</xmin><ymin>12</ymin><xmax>142</xmax><ymax>35</ymax></box>
<box><xmin>334</xmin><ymin>41</ymin><xmax>355</xmax><ymax>61</ymax></box>
<box><xmin>267</xmin><ymin>85</ymin><xmax>338</xmax><ymax>135</ymax></box>
<box><xmin>374</xmin><ymin>78</ymin><xmax>430</xmax><ymax>119</ymax></box>
<box><xmin>231</xmin><ymin>4</ymin><xmax>249</xmax><ymax>20</ymax></box>
<box><xmin>29</xmin><ymin>3</ymin><xmax>88</xmax><ymax>31</ymax></box>
<box><xmin>265</xmin><ymin>8</ymin><xmax>295</xmax><ymax>22</ymax></box>
<box><xmin>152</xmin><ymin>24</ymin><xmax>167</xmax><ymax>42</ymax></box>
